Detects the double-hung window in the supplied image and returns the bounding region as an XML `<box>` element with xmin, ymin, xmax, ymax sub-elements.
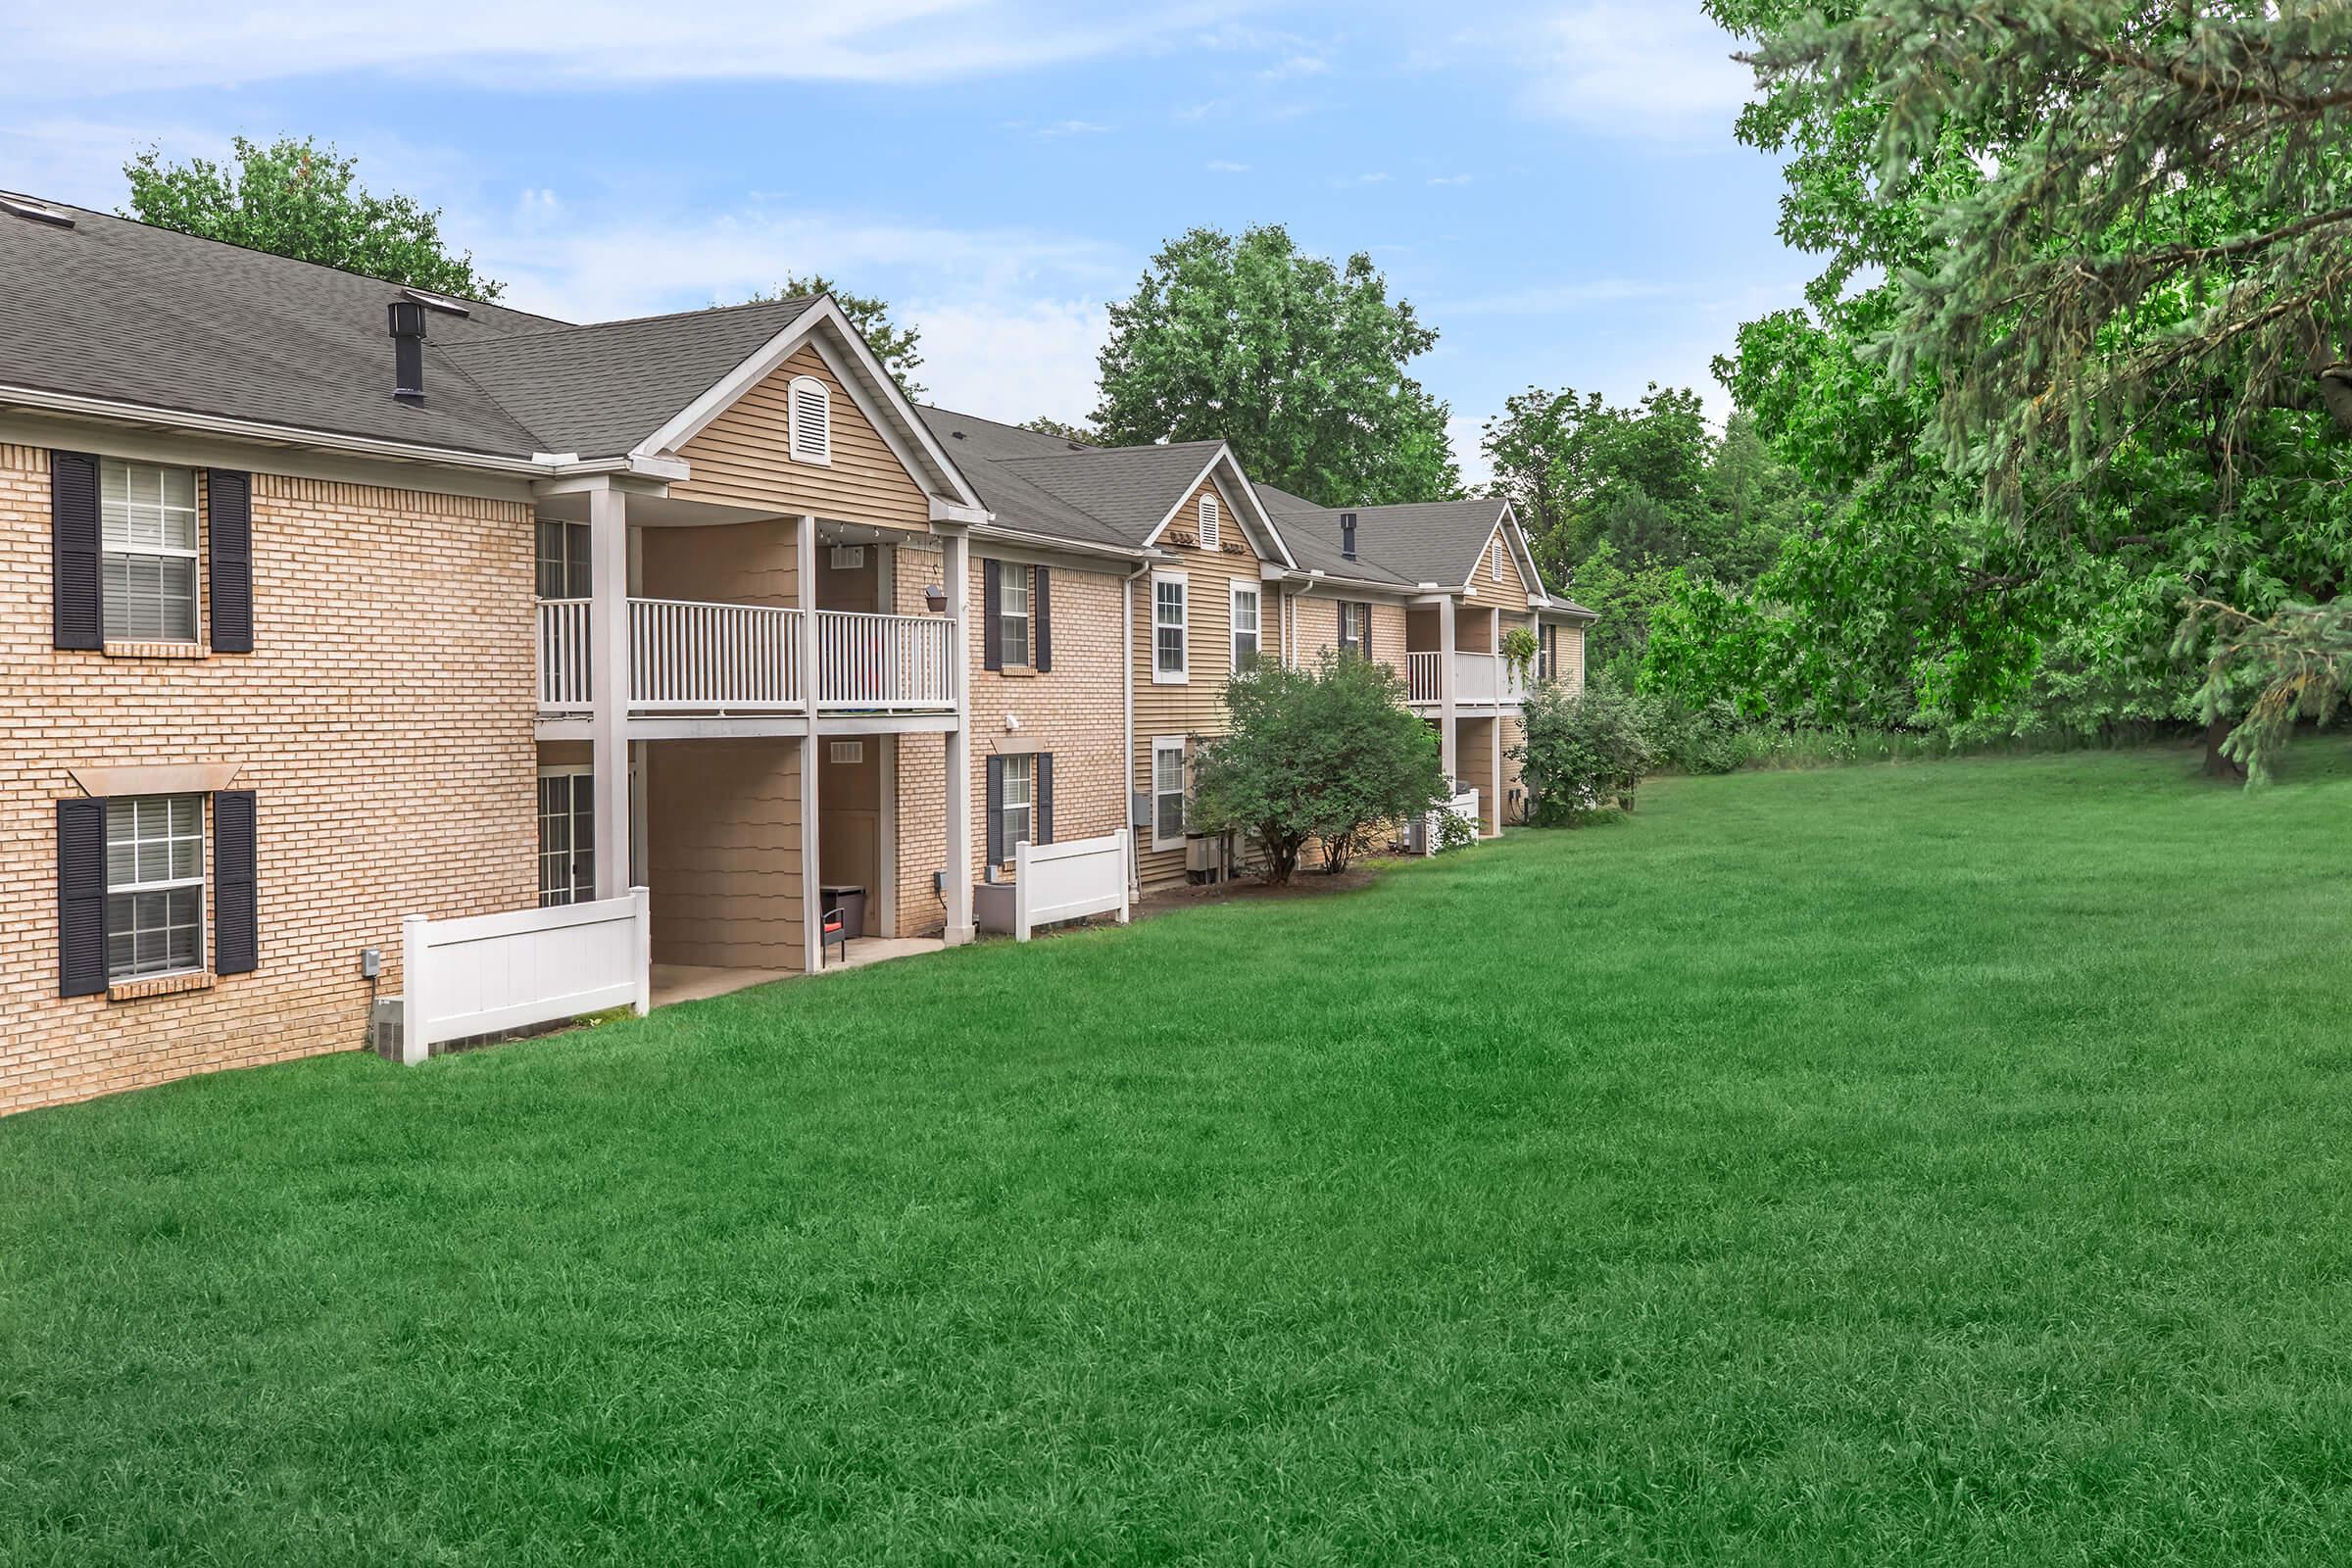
<box><xmin>106</xmin><ymin>795</ymin><xmax>205</xmax><ymax>980</ymax></box>
<box><xmin>1001</xmin><ymin>565</ymin><xmax>1032</xmax><ymax>667</ymax></box>
<box><xmin>1230</xmin><ymin>583</ymin><xmax>1260</xmax><ymax>671</ymax></box>
<box><xmin>537</xmin><ymin>768</ymin><xmax>595</xmax><ymax>906</ymax></box>
<box><xmin>1338</xmin><ymin>601</ymin><xmax>1370</xmax><ymax>658</ymax></box>
<box><xmin>101</xmin><ymin>460</ymin><xmax>199</xmax><ymax>642</ymax></box>
<box><xmin>536</xmin><ymin>519</ymin><xmax>591</xmax><ymax>600</ymax></box>
<box><xmin>1152</xmin><ymin>739</ymin><xmax>1188</xmax><ymax>849</ymax></box>
<box><xmin>1152</xmin><ymin>573</ymin><xmax>1189</xmax><ymax>683</ymax></box>
<box><xmin>1000</xmin><ymin>753</ymin><xmax>1033</xmax><ymax>859</ymax></box>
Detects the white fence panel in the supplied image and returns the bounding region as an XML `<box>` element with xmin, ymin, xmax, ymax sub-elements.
<box><xmin>399</xmin><ymin>887</ymin><xmax>649</xmax><ymax>1063</ymax></box>
<box><xmin>537</xmin><ymin>599</ymin><xmax>592</xmax><ymax>711</ymax></box>
<box><xmin>1012</xmin><ymin>829</ymin><xmax>1132</xmax><ymax>940</ymax></box>
<box><xmin>1424</xmin><ymin>789</ymin><xmax>1481</xmax><ymax>856</ymax></box>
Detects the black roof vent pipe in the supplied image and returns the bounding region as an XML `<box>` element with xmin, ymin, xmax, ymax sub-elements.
<box><xmin>387</xmin><ymin>300</ymin><xmax>427</xmax><ymax>404</ymax></box>
<box><xmin>1340</xmin><ymin>512</ymin><xmax>1357</xmax><ymax>561</ymax></box>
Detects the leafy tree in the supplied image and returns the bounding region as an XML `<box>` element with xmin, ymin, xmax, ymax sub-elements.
<box><xmin>1679</xmin><ymin>0</ymin><xmax>2352</xmax><ymax>777</ymax></box>
<box><xmin>1017</xmin><ymin>416</ymin><xmax>1096</xmax><ymax>444</ymax></box>
<box><xmin>122</xmin><ymin>136</ymin><xmax>501</xmax><ymax>300</ymax></box>
<box><xmin>1189</xmin><ymin>653</ymin><xmax>1445</xmax><ymax>882</ymax></box>
<box><xmin>1514</xmin><ymin>676</ymin><xmax>1655</xmax><ymax>824</ymax></box>
<box><xmin>1094</xmin><ymin>225</ymin><xmax>1460</xmax><ymax>508</ymax></box>
<box><xmin>742</xmin><ymin>276</ymin><xmax>923</xmax><ymax>398</ymax></box>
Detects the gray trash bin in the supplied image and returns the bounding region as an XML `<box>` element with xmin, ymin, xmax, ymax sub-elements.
<box><xmin>820</xmin><ymin>885</ymin><xmax>866</xmax><ymax>941</ymax></box>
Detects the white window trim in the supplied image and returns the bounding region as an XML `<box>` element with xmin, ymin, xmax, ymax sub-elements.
<box><xmin>105</xmin><ymin>794</ymin><xmax>207</xmax><ymax>983</ymax></box>
<box><xmin>1000</xmin><ymin>563</ymin><xmax>1032</xmax><ymax>668</ymax></box>
<box><xmin>1151</xmin><ymin>736</ymin><xmax>1189</xmax><ymax>852</ymax></box>
<box><xmin>999</xmin><ymin>752</ymin><xmax>1034</xmax><ymax>863</ymax></box>
<box><xmin>1199</xmin><ymin>493</ymin><xmax>1220</xmax><ymax>550</ymax></box>
<box><xmin>787</xmin><ymin>373</ymin><xmax>833</xmax><ymax>466</ymax></box>
<box><xmin>1151</xmin><ymin>569</ymin><xmax>1190</xmax><ymax>685</ymax></box>
<box><xmin>1229</xmin><ymin>580</ymin><xmax>1259</xmax><ymax>673</ymax></box>
<box><xmin>101</xmin><ymin>458</ymin><xmax>202</xmax><ymax>645</ymax></box>
<box><xmin>536</xmin><ymin>764</ymin><xmax>595</xmax><ymax>908</ymax></box>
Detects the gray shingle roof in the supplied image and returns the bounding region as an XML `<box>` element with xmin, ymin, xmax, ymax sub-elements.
<box><xmin>0</xmin><ymin>197</ymin><xmax>563</xmax><ymax>457</ymax></box>
<box><xmin>918</xmin><ymin>406</ymin><xmax>1231</xmax><ymax>551</ymax></box>
<box><xmin>1253</xmin><ymin>484</ymin><xmax>1509</xmax><ymax>591</ymax></box>
<box><xmin>441</xmin><ymin>297</ymin><xmax>818</xmax><ymax>458</ymax></box>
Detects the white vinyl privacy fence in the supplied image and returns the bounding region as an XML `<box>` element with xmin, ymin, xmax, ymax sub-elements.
<box><xmin>398</xmin><ymin>888</ymin><xmax>650</xmax><ymax>1063</ymax></box>
<box><xmin>1011</xmin><ymin>829</ymin><xmax>1131</xmax><ymax>940</ymax></box>
<box><xmin>1424</xmin><ymin>787</ymin><xmax>1480</xmax><ymax>855</ymax></box>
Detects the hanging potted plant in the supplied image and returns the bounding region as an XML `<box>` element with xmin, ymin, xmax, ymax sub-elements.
<box><xmin>1501</xmin><ymin>624</ymin><xmax>1542</xmax><ymax>684</ymax></box>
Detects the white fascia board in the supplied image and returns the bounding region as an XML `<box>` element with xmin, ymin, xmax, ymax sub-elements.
<box><xmin>1216</xmin><ymin>448</ymin><xmax>1298</xmax><ymax>569</ymax></box>
<box><xmin>971</xmin><ymin>520</ymin><xmax>1147</xmax><ymax>565</ymax></box>
<box><xmin>931</xmin><ymin>498</ymin><xmax>994</xmax><ymax>527</ymax></box>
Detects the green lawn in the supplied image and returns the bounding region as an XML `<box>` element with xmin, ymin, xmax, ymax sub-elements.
<box><xmin>7</xmin><ymin>743</ymin><xmax>2352</xmax><ymax>1564</ymax></box>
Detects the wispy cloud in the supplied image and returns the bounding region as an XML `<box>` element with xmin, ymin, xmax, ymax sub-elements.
<box><xmin>1205</xmin><ymin>160</ymin><xmax>1251</xmax><ymax>173</ymax></box>
<box><xmin>1493</xmin><ymin>3</ymin><xmax>1752</xmax><ymax>141</ymax></box>
<box><xmin>1031</xmin><ymin>119</ymin><xmax>1114</xmax><ymax>137</ymax></box>
<box><xmin>1330</xmin><ymin>172</ymin><xmax>1392</xmax><ymax>188</ymax></box>
<box><xmin>1</xmin><ymin>1</ymin><xmax>1252</xmax><ymax>95</ymax></box>
<box><xmin>1257</xmin><ymin>54</ymin><xmax>1329</xmax><ymax>81</ymax></box>
<box><xmin>1427</xmin><ymin>172</ymin><xmax>1474</xmax><ymax>186</ymax></box>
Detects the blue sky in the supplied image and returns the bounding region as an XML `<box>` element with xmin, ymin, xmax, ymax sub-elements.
<box><xmin>1</xmin><ymin>1</ymin><xmax>1807</xmax><ymax>482</ymax></box>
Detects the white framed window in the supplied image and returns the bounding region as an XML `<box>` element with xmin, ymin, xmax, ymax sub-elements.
<box><xmin>1338</xmin><ymin>601</ymin><xmax>1370</xmax><ymax>657</ymax></box>
<box><xmin>1152</xmin><ymin>571</ymin><xmax>1189</xmax><ymax>684</ymax></box>
<box><xmin>1001</xmin><ymin>564</ymin><xmax>1032</xmax><ymax>667</ymax></box>
<box><xmin>100</xmin><ymin>459</ymin><xmax>199</xmax><ymax>642</ymax></box>
<box><xmin>106</xmin><ymin>794</ymin><xmax>205</xmax><ymax>981</ymax></box>
<box><xmin>535</xmin><ymin>518</ymin><xmax>591</xmax><ymax>600</ymax></box>
<box><xmin>1198</xmin><ymin>493</ymin><xmax>1220</xmax><ymax>549</ymax></box>
<box><xmin>1230</xmin><ymin>582</ymin><xmax>1260</xmax><ymax>671</ymax></box>
<box><xmin>999</xmin><ymin>753</ymin><xmax>1033</xmax><ymax>862</ymax></box>
<box><xmin>788</xmin><ymin>374</ymin><xmax>832</xmax><ymax>465</ymax></box>
<box><xmin>1152</xmin><ymin>738</ymin><xmax>1188</xmax><ymax>851</ymax></box>
<box><xmin>1490</xmin><ymin>535</ymin><xmax>1504</xmax><ymax>581</ymax></box>
<box><xmin>537</xmin><ymin>766</ymin><xmax>595</xmax><ymax>907</ymax></box>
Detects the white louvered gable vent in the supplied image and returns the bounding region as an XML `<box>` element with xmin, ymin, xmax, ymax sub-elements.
<box><xmin>1490</xmin><ymin>536</ymin><xmax>1503</xmax><ymax>579</ymax></box>
<box><xmin>788</xmin><ymin>375</ymin><xmax>832</xmax><ymax>464</ymax></box>
<box><xmin>1199</xmin><ymin>493</ymin><xmax>1219</xmax><ymax>549</ymax></box>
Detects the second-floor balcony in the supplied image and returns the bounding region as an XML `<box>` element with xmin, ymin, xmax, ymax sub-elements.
<box><xmin>538</xmin><ymin>598</ymin><xmax>958</xmax><ymax>717</ymax></box>
<box><xmin>1404</xmin><ymin>649</ymin><xmax>1532</xmax><ymax>710</ymax></box>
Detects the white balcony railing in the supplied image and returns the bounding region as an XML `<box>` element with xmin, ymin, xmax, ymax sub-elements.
<box><xmin>814</xmin><ymin>610</ymin><xmax>958</xmax><ymax>710</ymax></box>
<box><xmin>1405</xmin><ymin>651</ymin><xmax>1441</xmax><ymax>704</ymax></box>
<box><xmin>536</xmin><ymin>599</ymin><xmax>957</xmax><ymax>716</ymax></box>
<box><xmin>1401</xmin><ymin>650</ymin><xmax>1531</xmax><ymax>709</ymax></box>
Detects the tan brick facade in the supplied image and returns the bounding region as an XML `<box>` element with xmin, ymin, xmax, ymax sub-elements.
<box><xmin>1</xmin><ymin>443</ymin><xmax>537</xmax><ymax>1114</ymax></box>
<box><xmin>889</xmin><ymin>539</ymin><xmax>1130</xmax><ymax>935</ymax></box>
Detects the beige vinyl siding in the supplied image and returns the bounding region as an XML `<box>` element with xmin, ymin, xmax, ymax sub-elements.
<box><xmin>638</xmin><ymin>516</ymin><xmax>798</xmax><ymax>607</ymax></box>
<box><xmin>672</xmin><ymin>345</ymin><xmax>930</xmax><ymax>531</ymax></box>
<box><xmin>1133</xmin><ymin>475</ymin><xmax>1267</xmax><ymax>892</ymax></box>
<box><xmin>1463</xmin><ymin>518</ymin><xmax>1530</xmax><ymax>610</ymax></box>
<box><xmin>645</xmin><ymin>737</ymin><xmax>805</xmax><ymax>970</ymax></box>
<box><xmin>1458</xmin><ymin>717</ymin><xmax>1500</xmax><ymax>835</ymax></box>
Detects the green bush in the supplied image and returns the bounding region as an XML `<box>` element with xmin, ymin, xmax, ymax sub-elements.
<box><xmin>1191</xmin><ymin>653</ymin><xmax>1447</xmax><ymax>882</ymax></box>
<box><xmin>1515</xmin><ymin>676</ymin><xmax>1656</xmax><ymax>824</ymax></box>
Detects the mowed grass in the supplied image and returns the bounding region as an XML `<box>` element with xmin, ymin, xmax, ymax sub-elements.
<box><xmin>7</xmin><ymin>743</ymin><xmax>2352</xmax><ymax>1565</ymax></box>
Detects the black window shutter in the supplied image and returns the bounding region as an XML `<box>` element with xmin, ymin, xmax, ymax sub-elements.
<box><xmin>214</xmin><ymin>790</ymin><xmax>259</xmax><ymax>975</ymax></box>
<box><xmin>1037</xmin><ymin>753</ymin><xmax>1054</xmax><ymax>845</ymax></box>
<box><xmin>51</xmin><ymin>451</ymin><xmax>101</xmax><ymax>651</ymax></box>
<box><xmin>982</xmin><ymin>559</ymin><xmax>1003</xmax><ymax>671</ymax></box>
<box><xmin>208</xmin><ymin>469</ymin><xmax>254</xmax><ymax>653</ymax></box>
<box><xmin>57</xmin><ymin>797</ymin><xmax>107</xmax><ymax>997</ymax></box>
<box><xmin>1337</xmin><ymin>599</ymin><xmax>1348</xmax><ymax>653</ymax></box>
<box><xmin>1033</xmin><ymin>566</ymin><xmax>1053</xmax><ymax>672</ymax></box>
<box><xmin>986</xmin><ymin>755</ymin><xmax>1005</xmax><ymax>865</ymax></box>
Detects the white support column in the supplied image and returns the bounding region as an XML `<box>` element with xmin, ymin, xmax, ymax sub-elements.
<box><xmin>1437</xmin><ymin>594</ymin><xmax>1459</xmax><ymax>787</ymax></box>
<box><xmin>941</xmin><ymin>527</ymin><xmax>975</xmax><ymax>946</ymax></box>
<box><xmin>1488</xmin><ymin>608</ymin><xmax>1504</xmax><ymax>836</ymax></box>
<box><xmin>588</xmin><ymin>483</ymin><xmax>631</xmax><ymax>900</ymax></box>
<box><xmin>799</xmin><ymin>514</ymin><xmax>823</xmax><ymax>972</ymax></box>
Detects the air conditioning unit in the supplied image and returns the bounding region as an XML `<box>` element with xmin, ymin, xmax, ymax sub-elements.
<box><xmin>1185</xmin><ymin>832</ymin><xmax>1235</xmax><ymax>883</ymax></box>
<box><xmin>368</xmin><ymin>997</ymin><xmax>406</xmax><ymax>1061</ymax></box>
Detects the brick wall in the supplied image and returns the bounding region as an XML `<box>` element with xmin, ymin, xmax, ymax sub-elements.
<box><xmin>889</xmin><ymin>540</ymin><xmax>1129</xmax><ymax>936</ymax></box>
<box><xmin>0</xmin><ymin>444</ymin><xmax>537</xmax><ymax>1113</ymax></box>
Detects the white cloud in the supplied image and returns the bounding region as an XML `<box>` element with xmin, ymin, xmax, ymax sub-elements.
<box><xmin>1505</xmin><ymin>3</ymin><xmax>1752</xmax><ymax>141</ymax></box>
<box><xmin>1257</xmin><ymin>54</ymin><xmax>1329</xmax><ymax>81</ymax></box>
<box><xmin>2</xmin><ymin>1</ymin><xmax>1251</xmax><ymax>95</ymax></box>
<box><xmin>909</xmin><ymin>298</ymin><xmax>1109</xmax><ymax>425</ymax></box>
<box><xmin>0</xmin><ymin>117</ymin><xmax>231</xmax><ymax>209</ymax></box>
<box><xmin>1032</xmin><ymin>119</ymin><xmax>1114</xmax><ymax>137</ymax></box>
<box><xmin>1330</xmin><ymin>172</ymin><xmax>1391</xmax><ymax>187</ymax></box>
<box><xmin>1205</xmin><ymin>160</ymin><xmax>1251</xmax><ymax>173</ymax></box>
<box><xmin>1427</xmin><ymin>173</ymin><xmax>1474</xmax><ymax>186</ymax></box>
